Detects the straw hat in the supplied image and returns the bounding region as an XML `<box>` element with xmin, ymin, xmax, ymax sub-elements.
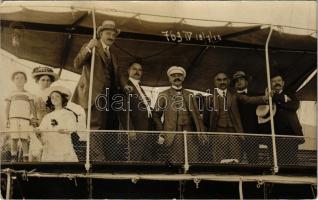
<box><xmin>32</xmin><ymin>66</ymin><xmax>59</xmax><ymax>82</ymax></box>
<box><xmin>256</xmin><ymin>104</ymin><xmax>277</xmax><ymax>124</ymax></box>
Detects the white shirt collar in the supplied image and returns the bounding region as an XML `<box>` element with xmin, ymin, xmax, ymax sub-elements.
<box><xmin>100</xmin><ymin>39</ymin><xmax>109</xmax><ymax>51</ymax></box>
<box><xmin>171</xmin><ymin>85</ymin><xmax>183</xmax><ymax>90</ymax></box>
<box><xmin>237</xmin><ymin>88</ymin><xmax>248</xmax><ymax>94</ymax></box>
<box><xmin>277</xmin><ymin>90</ymin><xmax>283</xmax><ymax>94</ymax></box>
<box><xmin>216</xmin><ymin>88</ymin><xmax>227</xmax><ymax>97</ymax></box>
<box><xmin>129</xmin><ymin>77</ymin><xmax>140</xmax><ymax>85</ymax></box>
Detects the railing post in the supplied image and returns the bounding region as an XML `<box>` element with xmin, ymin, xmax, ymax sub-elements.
<box><xmin>265</xmin><ymin>25</ymin><xmax>279</xmax><ymax>173</ymax></box>
<box><xmin>239</xmin><ymin>178</ymin><xmax>244</xmax><ymax>200</ymax></box>
<box><xmin>5</xmin><ymin>171</ymin><xmax>12</xmax><ymax>200</ymax></box>
<box><xmin>183</xmin><ymin>131</ymin><xmax>189</xmax><ymax>173</ymax></box>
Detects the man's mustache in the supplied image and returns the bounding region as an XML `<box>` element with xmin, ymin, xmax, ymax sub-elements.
<box><xmin>173</xmin><ymin>78</ymin><xmax>182</xmax><ymax>82</ymax></box>
<box><xmin>134</xmin><ymin>73</ymin><xmax>140</xmax><ymax>76</ymax></box>
<box><xmin>274</xmin><ymin>84</ymin><xmax>281</xmax><ymax>87</ymax></box>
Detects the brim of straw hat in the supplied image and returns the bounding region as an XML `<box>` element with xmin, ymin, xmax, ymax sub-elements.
<box><xmin>32</xmin><ymin>72</ymin><xmax>59</xmax><ymax>82</ymax></box>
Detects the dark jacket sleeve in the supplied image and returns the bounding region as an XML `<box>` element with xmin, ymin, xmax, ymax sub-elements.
<box><xmin>237</xmin><ymin>94</ymin><xmax>267</xmax><ymax>104</ymax></box>
<box><xmin>272</xmin><ymin>93</ymin><xmax>299</xmax><ymax>111</ymax></box>
<box><xmin>74</xmin><ymin>43</ymin><xmax>92</xmax><ymax>70</ymax></box>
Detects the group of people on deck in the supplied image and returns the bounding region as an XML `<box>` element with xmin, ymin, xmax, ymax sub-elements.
<box><xmin>4</xmin><ymin>19</ymin><xmax>304</xmax><ymax>164</ymax></box>
<box><xmin>5</xmin><ymin>68</ymin><xmax>79</xmax><ymax>162</ymax></box>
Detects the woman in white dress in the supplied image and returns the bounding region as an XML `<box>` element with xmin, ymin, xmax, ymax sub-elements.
<box><xmin>30</xmin><ymin>67</ymin><xmax>59</xmax><ymax>161</ymax></box>
<box><xmin>38</xmin><ymin>86</ymin><xmax>78</xmax><ymax>162</ymax></box>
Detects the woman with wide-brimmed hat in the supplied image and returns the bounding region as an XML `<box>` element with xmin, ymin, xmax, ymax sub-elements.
<box><xmin>37</xmin><ymin>85</ymin><xmax>78</xmax><ymax>162</ymax></box>
<box><xmin>31</xmin><ymin>66</ymin><xmax>59</xmax><ymax>123</ymax></box>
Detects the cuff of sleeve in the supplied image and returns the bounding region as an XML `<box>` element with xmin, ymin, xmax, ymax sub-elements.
<box><xmin>284</xmin><ymin>95</ymin><xmax>288</xmax><ymax>103</ymax></box>
<box><xmin>86</xmin><ymin>46</ymin><xmax>92</xmax><ymax>53</ymax></box>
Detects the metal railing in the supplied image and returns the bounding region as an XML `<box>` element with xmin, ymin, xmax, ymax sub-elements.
<box><xmin>0</xmin><ymin>130</ymin><xmax>316</xmax><ymax>171</ymax></box>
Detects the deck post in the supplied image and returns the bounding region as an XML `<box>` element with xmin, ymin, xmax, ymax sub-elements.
<box><xmin>239</xmin><ymin>178</ymin><xmax>244</xmax><ymax>200</ymax></box>
<box><xmin>5</xmin><ymin>171</ymin><xmax>12</xmax><ymax>200</ymax></box>
<box><xmin>85</xmin><ymin>8</ymin><xmax>96</xmax><ymax>172</ymax></box>
<box><xmin>183</xmin><ymin>131</ymin><xmax>189</xmax><ymax>173</ymax></box>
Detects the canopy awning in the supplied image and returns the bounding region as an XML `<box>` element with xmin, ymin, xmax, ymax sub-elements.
<box><xmin>0</xmin><ymin>6</ymin><xmax>316</xmax><ymax>100</ymax></box>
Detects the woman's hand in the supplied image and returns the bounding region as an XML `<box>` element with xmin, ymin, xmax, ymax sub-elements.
<box><xmin>57</xmin><ymin>129</ymin><xmax>68</xmax><ymax>134</ymax></box>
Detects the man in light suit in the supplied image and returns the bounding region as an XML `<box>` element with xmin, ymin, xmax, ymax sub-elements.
<box><xmin>203</xmin><ymin>72</ymin><xmax>268</xmax><ymax>163</ymax></box>
<box><xmin>153</xmin><ymin>66</ymin><xmax>206</xmax><ymax>164</ymax></box>
<box><xmin>72</xmin><ymin>20</ymin><xmax>126</xmax><ymax>161</ymax></box>
<box><xmin>118</xmin><ymin>62</ymin><xmax>155</xmax><ymax>161</ymax></box>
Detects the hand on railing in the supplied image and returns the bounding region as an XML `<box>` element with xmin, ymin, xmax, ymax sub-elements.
<box><xmin>198</xmin><ymin>132</ymin><xmax>209</xmax><ymax>145</ymax></box>
<box><xmin>157</xmin><ymin>134</ymin><xmax>165</xmax><ymax>145</ymax></box>
<box><xmin>57</xmin><ymin>129</ymin><xmax>69</xmax><ymax>134</ymax></box>
<box><xmin>30</xmin><ymin>118</ymin><xmax>39</xmax><ymax>127</ymax></box>
<box><xmin>128</xmin><ymin>131</ymin><xmax>137</xmax><ymax>141</ymax></box>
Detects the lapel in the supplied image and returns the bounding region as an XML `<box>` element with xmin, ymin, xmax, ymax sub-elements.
<box><xmin>96</xmin><ymin>40</ymin><xmax>107</xmax><ymax>64</ymax></box>
<box><xmin>129</xmin><ymin>80</ymin><xmax>151</xmax><ymax>106</ymax></box>
<box><xmin>226</xmin><ymin>89</ymin><xmax>232</xmax><ymax>110</ymax></box>
<box><xmin>128</xmin><ymin>80</ymin><xmax>138</xmax><ymax>94</ymax></box>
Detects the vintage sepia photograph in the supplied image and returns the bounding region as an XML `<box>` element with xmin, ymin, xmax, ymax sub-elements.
<box><xmin>0</xmin><ymin>1</ymin><xmax>316</xmax><ymax>199</ymax></box>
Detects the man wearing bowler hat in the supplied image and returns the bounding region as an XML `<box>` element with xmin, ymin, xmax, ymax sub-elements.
<box><xmin>72</xmin><ymin>20</ymin><xmax>126</xmax><ymax>161</ymax></box>
<box><xmin>232</xmin><ymin>70</ymin><xmax>261</xmax><ymax>163</ymax></box>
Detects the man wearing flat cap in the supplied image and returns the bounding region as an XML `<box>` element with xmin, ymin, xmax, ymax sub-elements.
<box><xmin>153</xmin><ymin>66</ymin><xmax>206</xmax><ymax>164</ymax></box>
<box><xmin>72</xmin><ymin>20</ymin><xmax>126</xmax><ymax>161</ymax></box>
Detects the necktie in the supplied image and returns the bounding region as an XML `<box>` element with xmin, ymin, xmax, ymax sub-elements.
<box><xmin>105</xmin><ymin>47</ymin><xmax>111</xmax><ymax>58</ymax></box>
<box><xmin>223</xmin><ymin>91</ymin><xmax>228</xmax><ymax>111</ymax></box>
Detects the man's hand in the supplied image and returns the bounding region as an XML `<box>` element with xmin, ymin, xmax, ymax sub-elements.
<box><xmin>86</xmin><ymin>39</ymin><xmax>98</xmax><ymax>50</ymax></box>
<box><xmin>30</xmin><ymin>118</ymin><xmax>39</xmax><ymax>127</ymax></box>
<box><xmin>157</xmin><ymin>134</ymin><xmax>165</xmax><ymax>145</ymax></box>
<box><xmin>198</xmin><ymin>133</ymin><xmax>209</xmax><ymax>145</ymax></box>
<box><xmin>264</xmin><ymin>88</ymin><xmax>275</xmax><ymax>102</ymax></box>
<box><xmin>128</xmin><ymin>131</ymin><xmax>137</xmax><ymax>140</ymax></box>
<box><xmin>124</xmin><ymin>85</ymin><xmax>133</xmax><ymax>94</ymax></box>
<box><xmin>57</xmin><ymin>129</ymin><xmax>67</xmax><ymax>134</ymax></box>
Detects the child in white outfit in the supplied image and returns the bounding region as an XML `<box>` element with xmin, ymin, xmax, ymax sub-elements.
<box><xmin>5</xmin><ymin>71</ymin><xmax>37</xmax><ymax>162</ymax></box>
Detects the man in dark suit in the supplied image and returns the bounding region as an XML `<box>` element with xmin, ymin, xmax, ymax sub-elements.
<box><xmin>153</xmin><ymin>66</ymin><xmax>206</xmax><ymax>164</ymax></box>
<box><xmin>270</xmin><ymin>73</ymin><xmax>304</xmax><ymax>165</ymax></box>
<box><xmin>232</xmin><ymin>71</ymin><xmax>260</xmax><ymax>164</ymax></box>
<box><xmin>203</xmin><ymin>72</ymin><xmax>268</xmax><ymax>163</ymax></box>
<box><xmin>72</xmin><ymin>20</ymin><xmax>126</xmax><ymax>161</ymax></box>
<box><xmin>118</xmin><ymin>62</ymin><xmax>154</xmax><ymax>161</ymax></box>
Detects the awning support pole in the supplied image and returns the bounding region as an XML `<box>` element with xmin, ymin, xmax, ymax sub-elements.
<box><xmin>265</xmin><ymin>25</ymin><xmax>278</xmax><ymax>174</ymax></box>
<box><xmin>183</xmin><ymin>131</ymin><xmax>189</xmax><ymax>173</ymax></box>
<box><xmin>85</xmin><ymin>9</ymin><xmax>96</xmax><ymax>173</ymax></box>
